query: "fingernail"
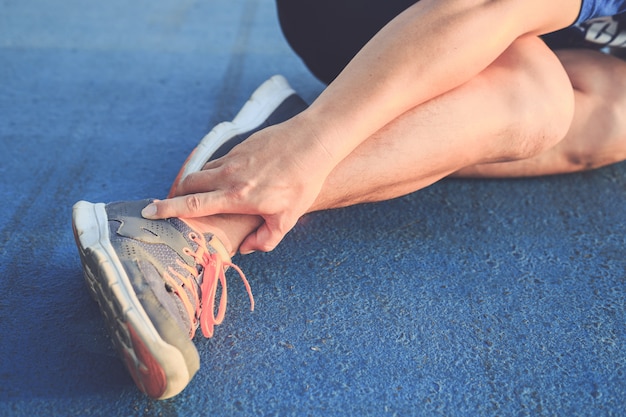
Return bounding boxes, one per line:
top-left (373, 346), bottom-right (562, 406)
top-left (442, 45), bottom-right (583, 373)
top-left (240, 249), bottom-right (256, 255)
top-left (141, 203), bottom-right (157, 219)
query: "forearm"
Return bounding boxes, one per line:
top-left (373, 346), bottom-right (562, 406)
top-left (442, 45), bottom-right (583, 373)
top-left (297, 0), bottom-right (581, 167)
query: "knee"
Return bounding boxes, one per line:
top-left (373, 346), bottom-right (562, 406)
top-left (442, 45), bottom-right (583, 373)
top-left (593, 85), bottom-right (626, 151)
top-left (573, 52), bottom-right (626, 139)
top-left (567, 100), bottom-right (626, 170)
top-left (569, 92), bottom-right (626, 170)
top-left (494, 37), bottom-right (575, 160)
top-left (559, 50), bottom-right (626, 169)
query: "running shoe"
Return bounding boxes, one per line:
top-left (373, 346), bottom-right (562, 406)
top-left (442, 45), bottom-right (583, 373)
top-left (72, 199), bottom-right (253, 399)
top-left (72, 75), bottom-right (306, 399)
top-left (168, 74), bottom-right (308, 196)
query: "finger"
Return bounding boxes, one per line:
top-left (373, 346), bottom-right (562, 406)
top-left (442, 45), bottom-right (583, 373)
top-left (239, 222), bottom-right (286, 254)
top-left (201, 157), bottom-right (223, 171)
top-left (173, 169), bottom-right (219, 197)
top-left (141, 193), bottom-right (230, 220)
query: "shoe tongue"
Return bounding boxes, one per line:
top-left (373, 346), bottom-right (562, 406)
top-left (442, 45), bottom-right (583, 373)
top-left (168, 218), bottom-right (230, 262)
top-left (204, 233), bottom-right (231, 263)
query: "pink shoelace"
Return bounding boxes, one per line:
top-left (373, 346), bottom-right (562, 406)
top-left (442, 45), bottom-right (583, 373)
top-left (165, 232), bottom-right (254, 339)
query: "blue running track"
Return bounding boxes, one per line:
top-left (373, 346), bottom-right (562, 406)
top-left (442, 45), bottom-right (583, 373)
top-left (1, 0), bottom-right (625, 415)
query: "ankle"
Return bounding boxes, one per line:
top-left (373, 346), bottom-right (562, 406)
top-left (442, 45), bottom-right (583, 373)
top-left (182, 218), bottom-right (235, 257)
top-left (182, 214), bottom-right (262, 257)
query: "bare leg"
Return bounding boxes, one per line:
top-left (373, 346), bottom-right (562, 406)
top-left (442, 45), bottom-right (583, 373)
top-left (454, 49), bottom-right (626, 177)
top-left (187, 36), bottom-right (575, 254)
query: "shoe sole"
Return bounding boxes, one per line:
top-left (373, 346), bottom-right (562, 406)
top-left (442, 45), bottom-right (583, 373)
top-left (168, 74), bottom-right (296, 197)
top-left (72, 200), bottom-right (191, 400)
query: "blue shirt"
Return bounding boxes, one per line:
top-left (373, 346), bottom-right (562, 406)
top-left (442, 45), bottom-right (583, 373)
top-left (578, 0), bottom-right (626, 22)
top-left (556, 1), bottom-right (626, 48)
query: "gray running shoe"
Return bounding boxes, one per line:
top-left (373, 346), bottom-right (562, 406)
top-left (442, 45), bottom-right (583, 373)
top-left (72, 199), bottom-right (253, 399)
top-left (72, 75), bottom-right (306, 400)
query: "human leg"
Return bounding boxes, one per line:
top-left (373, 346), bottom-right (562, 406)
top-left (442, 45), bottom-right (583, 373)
top-left (180, 35), bottom-right (574, 252)
top-left (72, 199), bottom-right (254, 399)
top-left (71, 78), bottom-right (305, 399)
top-left (72, 33), bottom-right (573, 400)
top-left (453, 48), bottom-right (626, 177)
top-left (307, 36), bottom-right (573, 210)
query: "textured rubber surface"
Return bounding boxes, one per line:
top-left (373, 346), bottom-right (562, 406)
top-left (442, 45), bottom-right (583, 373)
top-left (1, 0), bottom-right (625, 415)
top-left (72, 201), bottom-right (193, 400)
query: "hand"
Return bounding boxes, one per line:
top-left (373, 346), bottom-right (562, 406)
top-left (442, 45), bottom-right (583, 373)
top-left (143, 120), bottom-right (335, 253)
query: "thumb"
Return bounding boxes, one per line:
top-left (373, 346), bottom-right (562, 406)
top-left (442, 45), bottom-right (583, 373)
top-left (141, 194), bottom-right (225, 220)
top-left (239, 223), bottom-right (285, 254)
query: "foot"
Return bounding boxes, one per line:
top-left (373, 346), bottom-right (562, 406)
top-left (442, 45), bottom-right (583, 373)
top-left (72, 75), bottom-right (306, 399)
top-left (72, 199), bottom-right (253, 399)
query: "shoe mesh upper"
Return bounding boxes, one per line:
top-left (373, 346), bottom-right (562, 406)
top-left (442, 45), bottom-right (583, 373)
top-left (106, 200), bottom-right (214, 337)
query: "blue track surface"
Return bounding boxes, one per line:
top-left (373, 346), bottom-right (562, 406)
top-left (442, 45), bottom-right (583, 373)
top-left (1, 0), bottom-right (625, 415)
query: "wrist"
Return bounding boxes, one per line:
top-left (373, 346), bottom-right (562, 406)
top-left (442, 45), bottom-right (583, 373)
top-left (280, 110), bottom-right (343, 176)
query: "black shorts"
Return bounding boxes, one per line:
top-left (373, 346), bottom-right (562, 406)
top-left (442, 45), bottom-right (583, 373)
top-left (276, 0), bottom-right (418, 84)
top-left (276, 1), bottom-right (622, 85)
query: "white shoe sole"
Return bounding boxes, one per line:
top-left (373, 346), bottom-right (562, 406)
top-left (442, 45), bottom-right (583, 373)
top-left (72, 200), bottom-right (192, 400)
top-left (173, 75), bottom-right (296, 186)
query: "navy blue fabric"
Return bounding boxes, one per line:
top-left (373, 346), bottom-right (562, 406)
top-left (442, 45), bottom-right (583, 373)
top-left (1, 0), bottom-right (625, 416)
top-left (276, 0), bottom-right (419, 83)
top-left (578, 0), bottom-right (626, 22)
